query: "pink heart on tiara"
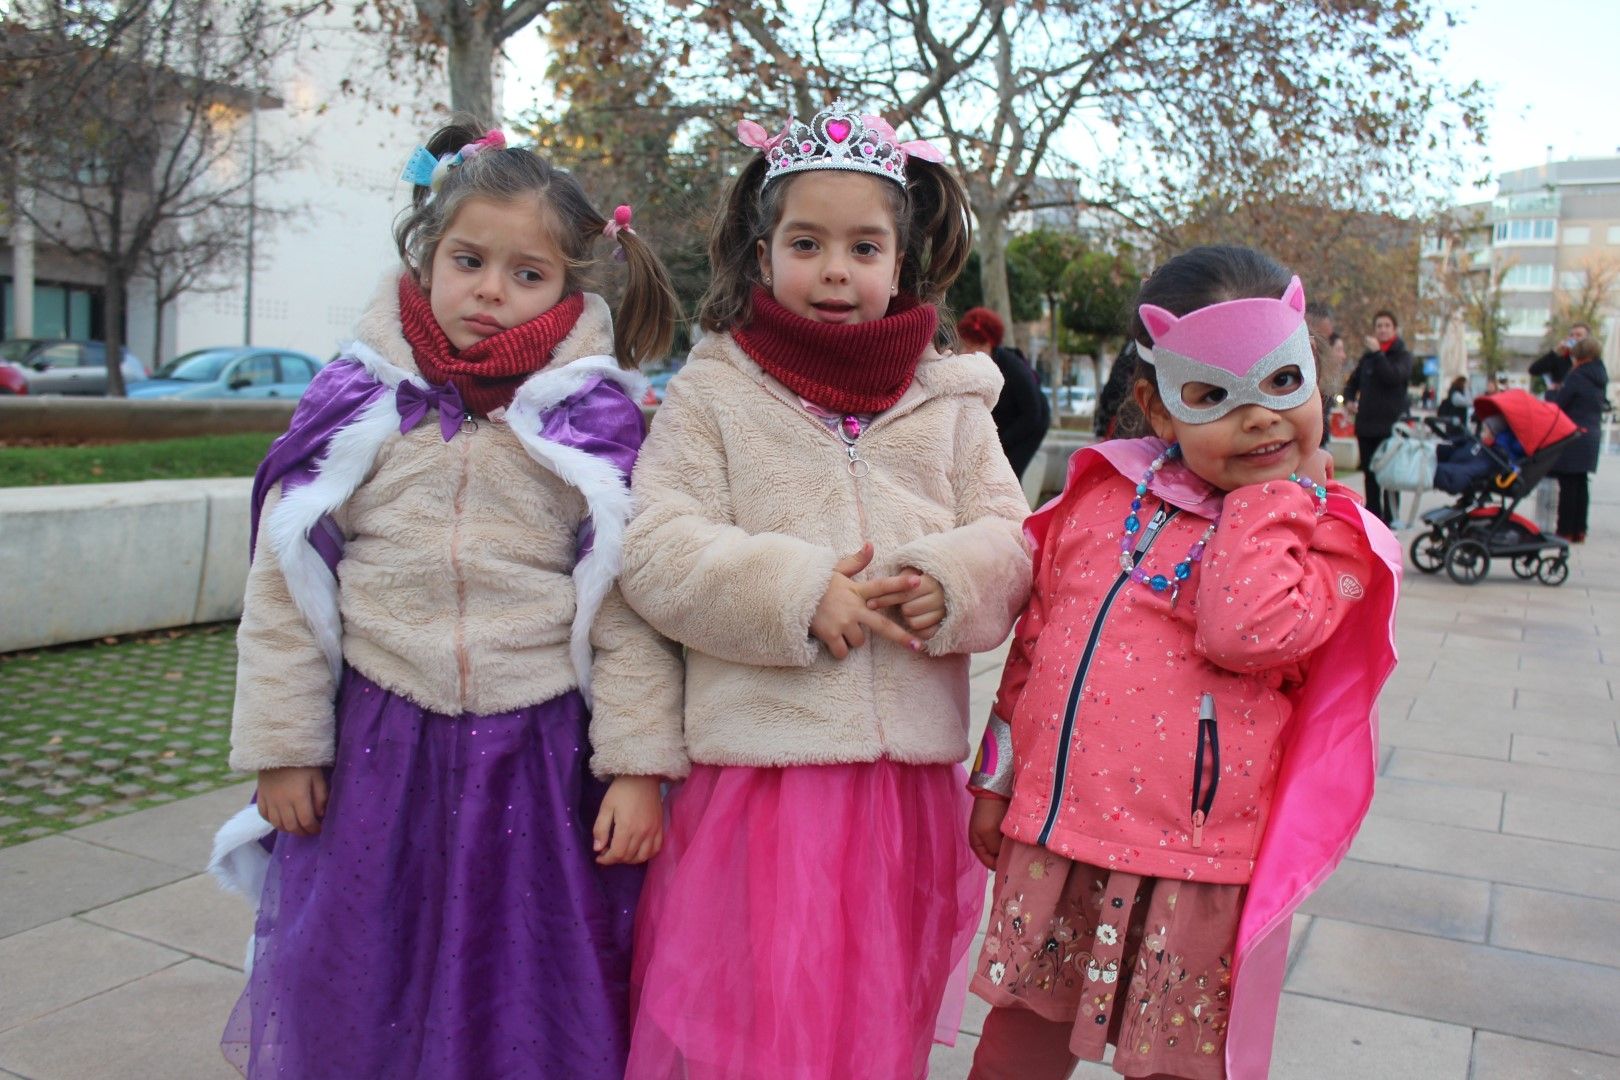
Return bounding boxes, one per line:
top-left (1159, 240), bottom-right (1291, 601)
top-left (826, 119), bottom-right (852, 143)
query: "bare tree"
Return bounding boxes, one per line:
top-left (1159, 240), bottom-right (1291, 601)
top-left (1545, 254), bottom-right (1620, 346)
top-left (1, 0), bottom-right (300, 394)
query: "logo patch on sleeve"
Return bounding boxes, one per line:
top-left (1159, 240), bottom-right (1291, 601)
top-left (1339, 573), bottom-right (1365, 600)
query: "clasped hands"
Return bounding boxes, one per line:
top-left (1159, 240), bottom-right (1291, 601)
top-left (810, 541), bottom-right (944, 659)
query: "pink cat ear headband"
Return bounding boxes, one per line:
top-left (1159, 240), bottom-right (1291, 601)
top-left (737, 100), bottom-right (945, 188)
top-left (1136, 276), bottom-right (1317, 424)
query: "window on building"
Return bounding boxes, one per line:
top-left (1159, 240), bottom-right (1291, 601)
top-left (1493, 219), bottom-right (1557, 244)
top-left (1501, 263), bottom-right (1554, 290)
top-left (1560, 270), bottom-right (1588, 291)
top-left (1608, 225), bottom-right (1620, 244)
top-left (1504, 307), bottom-right (1549, 336)
top-left (1563, 226), bottom-right (1591, 245)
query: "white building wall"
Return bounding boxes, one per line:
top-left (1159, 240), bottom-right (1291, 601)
top-left (130, 6), bottom-right (448, 365)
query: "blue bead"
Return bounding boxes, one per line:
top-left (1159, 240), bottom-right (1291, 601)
top-left (1175, 563), bottom-right (1192, 580)
top-left (1125, 514), bottom-right (1140, 532)
top-left (1130, 498), bottom-right (1142, 511)
top-left (1136, 483), bottom-right (1148, 495)
top-left (1150, 574), bottom-right (1169, 591)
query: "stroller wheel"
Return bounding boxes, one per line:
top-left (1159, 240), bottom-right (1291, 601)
top-left (1536, 557), bottom-right (1569, 587)
top-left (1409, 532), bottom-right (1448, 574)
top-left (1511, 554), bottom-right (1541, 579)
top-left (1445, 538), bottom-right (1491, 585)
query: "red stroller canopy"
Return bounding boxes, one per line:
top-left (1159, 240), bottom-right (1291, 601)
top-left (1472, 390), bottom-right (1578, 454)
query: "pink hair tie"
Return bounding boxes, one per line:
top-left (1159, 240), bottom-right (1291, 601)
top-left (602, 205), bottom-right (634, 260)
top-left (459, 129), bottom-right (506, 160)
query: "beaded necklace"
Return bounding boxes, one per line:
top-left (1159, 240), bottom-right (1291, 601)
top-left (1120, 443), bottom-right (1327, 604)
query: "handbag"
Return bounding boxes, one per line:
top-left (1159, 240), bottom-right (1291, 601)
top-left (1370, 422), bottom-right (1438, 492)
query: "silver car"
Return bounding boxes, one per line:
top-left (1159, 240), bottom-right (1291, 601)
top-left (0, 338), bottom-right (150, 395)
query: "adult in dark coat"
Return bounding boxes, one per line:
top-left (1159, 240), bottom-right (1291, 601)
top-left (1343, 309), bottom-right (1414, 524)
top-left (1094, 340), bottom-right (1139, 438)
top-left (957, 306), bottom-right (1051, 480)
top-left (1549, 337), bottom-right (1609, 541)
top-left (1529, 321), bottom-right (1590, 392)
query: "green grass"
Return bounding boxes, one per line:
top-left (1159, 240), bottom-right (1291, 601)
top-left (0, 433), bottom-right (275, 487)
top-left (0, 624), bottom-right (245, 848)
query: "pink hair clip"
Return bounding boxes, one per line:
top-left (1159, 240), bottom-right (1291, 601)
top-left (459, 129), bottom-right (506, 160)
top-left (736, 119), bottom-right (788, 152)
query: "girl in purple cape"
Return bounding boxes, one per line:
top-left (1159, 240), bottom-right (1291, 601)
top-left (209, 116), bottom-right (686, 1079)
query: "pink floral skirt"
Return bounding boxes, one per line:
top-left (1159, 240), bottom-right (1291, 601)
top-left (626, 760), bottom-right (985, 1080)
top-left (971, 837), bottom-right (1245, 1079)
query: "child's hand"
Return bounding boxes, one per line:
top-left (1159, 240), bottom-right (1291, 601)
top-left (811, 543), bottom-right (924, 658)
top-left (257, 766), bottom-right (328, 836)
top-left (593, 775), bottom-right (664, 865)
top-left (865, 568), bottom-right (946, 641)
top-left (968, 797), bottom-right (1010, 870)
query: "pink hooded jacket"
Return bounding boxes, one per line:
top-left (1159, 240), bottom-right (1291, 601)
top-left (971, 437), bottom-right (1401, 1079)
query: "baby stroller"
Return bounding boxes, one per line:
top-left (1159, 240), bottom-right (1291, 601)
top-left (1407, 390), bottom-right (1580, 586)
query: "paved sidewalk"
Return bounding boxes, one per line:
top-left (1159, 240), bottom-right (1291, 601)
top-left (3, 467), bottom-right (1619, 1079)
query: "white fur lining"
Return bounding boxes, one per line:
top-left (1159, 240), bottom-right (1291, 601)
top-left (504, 354), bottom-right (644, 707)
top-left (266, 348), bottom-right (644, 698)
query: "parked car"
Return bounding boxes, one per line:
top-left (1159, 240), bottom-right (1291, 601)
top-left (127, 346), bottom-right (325, 400)
top-left (0, 338), bottom-right (149, 395)
top-left (1054, 385), bottom-right (1097, 418)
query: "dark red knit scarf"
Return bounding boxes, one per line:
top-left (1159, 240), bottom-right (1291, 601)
top-left (734, 286), bottom-right (937, 413)
top-left (397, 277), bottom-right (585, 416)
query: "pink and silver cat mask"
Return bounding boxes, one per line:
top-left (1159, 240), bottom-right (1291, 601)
top-left (1137, 276), bottom-right (1317, 425)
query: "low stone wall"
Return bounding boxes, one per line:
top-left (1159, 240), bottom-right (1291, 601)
top-left (0, 478), bottom-right (250, 652)
top-left (0, 398), bottom-right (298, 443)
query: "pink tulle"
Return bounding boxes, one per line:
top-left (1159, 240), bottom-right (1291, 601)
top-left (627, 760), bottom-right (985, 1080)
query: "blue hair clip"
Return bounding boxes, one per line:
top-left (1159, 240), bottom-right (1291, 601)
top-left (401, 146), bottom-right (440, 187)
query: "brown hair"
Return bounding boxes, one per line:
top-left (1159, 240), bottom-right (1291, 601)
top-left (394, 115), bottom-right (679, 369)
top-left (1572, 336), bottom-right (1602, 364)
top-left (697, 151), bottom-right (973, 344)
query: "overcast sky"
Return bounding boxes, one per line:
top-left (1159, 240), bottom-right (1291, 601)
top-left (502, 1), bottom-right (1620, 204)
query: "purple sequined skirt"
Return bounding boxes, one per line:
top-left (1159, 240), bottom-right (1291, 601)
top-left (221, 667), bottom-right (643, 1079)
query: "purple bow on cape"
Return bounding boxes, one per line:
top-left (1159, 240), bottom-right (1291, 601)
top-left (396, 379), bottom-right (466, 441)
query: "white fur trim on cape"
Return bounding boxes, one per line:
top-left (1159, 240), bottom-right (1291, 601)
top-left (266, 346), bottom-right (644, 697)
top-left (504, 354), bottom-right (645, 707)
top-left (209, 803), bottom-right (274, 902)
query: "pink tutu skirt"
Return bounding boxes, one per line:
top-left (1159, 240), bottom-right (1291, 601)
top-left (626, 759), bottom-right (985, 1080)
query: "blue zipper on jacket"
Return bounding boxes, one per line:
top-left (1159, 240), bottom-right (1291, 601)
top-left (1036, 504), bottom-right (1180, 846)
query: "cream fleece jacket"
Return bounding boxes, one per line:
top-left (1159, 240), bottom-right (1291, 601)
top-left (619, 329), bottom-right (1032, 768)
top-left (229, 275), bottom-right (686, 780)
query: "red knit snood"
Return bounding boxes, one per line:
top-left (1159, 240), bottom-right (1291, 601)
top-left (397, 277), bottom-right (585, 416)
top-left (733, 287), bottom-right (937, 413)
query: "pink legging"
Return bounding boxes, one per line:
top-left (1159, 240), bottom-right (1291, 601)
top-left (969, 1005), bottom-right (1191, 1080)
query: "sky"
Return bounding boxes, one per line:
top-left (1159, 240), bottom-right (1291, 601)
top-left (1441, 0), bottom-right (1620, 200)
top-left (502, 1), bottom-right (1620, 206)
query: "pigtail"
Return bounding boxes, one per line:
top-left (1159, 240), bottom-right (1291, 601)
top-left (896, 159), bottom-right (972, 347)
top-left (697, 156), bottom-right (772, 334)
top-left (609, 226), bottom-right (680, 370)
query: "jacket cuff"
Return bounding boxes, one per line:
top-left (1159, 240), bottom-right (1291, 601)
top-left (967, 713), bottom-right (1014, 798)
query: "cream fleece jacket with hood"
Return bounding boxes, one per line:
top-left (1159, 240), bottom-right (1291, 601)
top-left (619, 329), bottom-right (1032, 768)
top-left (228, 274), bottom-right (686, 781)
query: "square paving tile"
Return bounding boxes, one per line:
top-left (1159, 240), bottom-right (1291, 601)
top-left (66, 781), bottom-right (255, 873)
top-left (1269, 993), bottom-right (1473, 1080)
top-left (0, 836), bottom-right (190, 939)
top-left (81, 873), bottom-right (255, 971)
top-left (1379, 720), bottom-right (1511, 760)
top-left (1502, 793), bottom-right (1620, 851)
top-left (1368, 777), bottom-right (1503, 831)
top-left (1286, 918), bottom-right (1620, 1057)
top-left (1348, 815), bottom-right (1620, 901)
top-left (0, 960), bottom-right (240, 1080)
top-left (1299, 860), bottom-right (1490, 942)
top-left (1383, 750), bottom-right (1620, 808)
top-left (0, 918), bottom-right (182, 1032)
top-left (1470, 1030), bottom-right (1620, 1079)
top-left (1490, 884), bottom-right (1620, 970)
top-left (1512, 734), bottom-right (1620, 775)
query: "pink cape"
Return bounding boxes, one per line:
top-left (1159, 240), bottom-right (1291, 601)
top-left (1027, 439), bottom-right (1402, 1080)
